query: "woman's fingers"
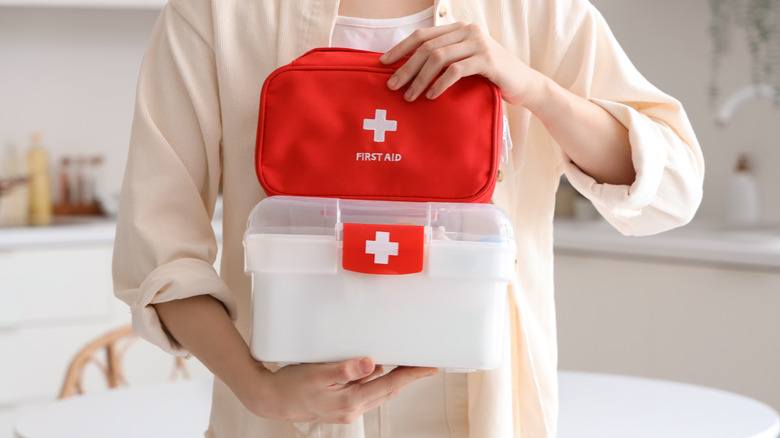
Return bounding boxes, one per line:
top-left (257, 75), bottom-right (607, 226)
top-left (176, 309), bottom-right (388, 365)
top-left (380, 21), bottom-right (468, 65)
top-left (399, 39), bottom-right (473, 100)
top-left (410, 42), bottom-right (488, 100)
top-left (318, 357), bottom-right (376, 387)
top-left (385, 24), bottom-right (472, 99)
top-left (382, 22), bottom-right (505, 101)
top-left (386, 27), bottom-right (469, 89)
top-left (328, 365), bottom-right (436, 423)
top-left (353, 364), bottom-right (385, 385)
top-left (257, 360), bottom-right (438, 424)
top-left (350, 366), bottom-right (438, 408)
top-left (426, 56), bottom-right (483, 99)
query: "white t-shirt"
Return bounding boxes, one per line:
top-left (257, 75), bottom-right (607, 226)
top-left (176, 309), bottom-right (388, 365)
top-left (330, 8), bottom-right (458, 437)
top-left (331, 7), bottom-right (435, 53)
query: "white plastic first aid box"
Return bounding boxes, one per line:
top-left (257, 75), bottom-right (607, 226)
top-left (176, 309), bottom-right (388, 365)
top-left (243, 196), bottom-right (517, 372)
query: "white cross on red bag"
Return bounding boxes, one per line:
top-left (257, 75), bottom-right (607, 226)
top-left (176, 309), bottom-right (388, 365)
top-left (363, 109), bottom-right (398, 143)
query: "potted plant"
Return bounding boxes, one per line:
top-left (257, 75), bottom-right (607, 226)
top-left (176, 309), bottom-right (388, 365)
top-left (708, 0), bottom-right (780, 105)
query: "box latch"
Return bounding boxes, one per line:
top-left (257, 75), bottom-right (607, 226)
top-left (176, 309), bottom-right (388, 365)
top-left (342, 223), bottom-right (425, 275)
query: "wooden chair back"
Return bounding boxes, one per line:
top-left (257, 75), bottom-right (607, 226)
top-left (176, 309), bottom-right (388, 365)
top-left (59, 325), bottom-right (189, 399)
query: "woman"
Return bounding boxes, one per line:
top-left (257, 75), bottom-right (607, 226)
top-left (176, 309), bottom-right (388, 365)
top-left (113, 0), bottom-right (704, 436)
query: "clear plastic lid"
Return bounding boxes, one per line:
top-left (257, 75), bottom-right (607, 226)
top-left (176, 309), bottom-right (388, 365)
top-left (245, 196), bottom-right (514, 243)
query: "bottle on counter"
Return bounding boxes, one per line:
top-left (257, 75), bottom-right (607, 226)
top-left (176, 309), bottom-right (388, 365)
top-left (726, 153), bottom-right (760, 227)
top-left (27, 132), bottom-right (53, 226)
top-left (72, 156), bottom-right (86, 205)
top-left (0, 141), bottom-right (30, 227)
top-left (57, 156), bottom-right (71, 205)
top-left (84, 155), bottom-right (104, 206)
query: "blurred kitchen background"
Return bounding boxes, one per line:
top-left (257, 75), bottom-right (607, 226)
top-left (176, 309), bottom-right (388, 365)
top-left (0, 0), bottom-right (779, 436)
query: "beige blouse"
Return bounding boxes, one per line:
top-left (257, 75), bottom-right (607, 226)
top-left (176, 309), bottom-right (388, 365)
top-left (112, 0), bottom-right (704, 437)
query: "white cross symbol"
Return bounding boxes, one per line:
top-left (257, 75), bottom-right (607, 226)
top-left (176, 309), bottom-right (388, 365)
top-left (365, 231), bottom-right (399, 265)
top-left (363, 109), bottom-right (397, 142)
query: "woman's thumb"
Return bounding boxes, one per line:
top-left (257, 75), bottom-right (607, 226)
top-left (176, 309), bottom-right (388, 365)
top-left (326, 358), bottom-right (375, 384)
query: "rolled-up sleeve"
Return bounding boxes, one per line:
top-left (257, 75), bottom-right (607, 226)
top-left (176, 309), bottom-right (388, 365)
top-left (541, 0), bottom-right (705, 235)
top-left (112, 1), bottom-right (237, 356)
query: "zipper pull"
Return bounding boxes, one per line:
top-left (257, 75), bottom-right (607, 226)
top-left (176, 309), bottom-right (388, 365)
top-left (502, 114), bottom-right (513, 164)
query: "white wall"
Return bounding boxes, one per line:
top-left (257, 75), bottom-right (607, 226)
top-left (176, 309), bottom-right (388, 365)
top-left (0, 7), bottom-right (158, 198)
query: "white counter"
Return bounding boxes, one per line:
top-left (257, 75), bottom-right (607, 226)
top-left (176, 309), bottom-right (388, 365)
top-left (0, 216), bottom-right (223, 250)
top-left (554, 218), bottom-right (780, 270)
top-left (0, 217), bottom-right (117, 250)
top-left (3, 215), bottom-right (779, 269)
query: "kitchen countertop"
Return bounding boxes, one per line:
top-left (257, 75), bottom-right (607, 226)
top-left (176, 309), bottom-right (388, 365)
top-left (3, 214), bottom-right (779, 270)
top-left (0, 216), bottom-right (118, 250)
top-left (0, 216), bottom-right (223, 250)
top-left (554, 218), bottom-right (780, 270)
top-left (0, 197), bottom-right (224, 250)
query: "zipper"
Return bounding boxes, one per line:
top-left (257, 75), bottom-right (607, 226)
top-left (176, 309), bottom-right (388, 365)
top-left (502, 114), bottom-right (513, 164)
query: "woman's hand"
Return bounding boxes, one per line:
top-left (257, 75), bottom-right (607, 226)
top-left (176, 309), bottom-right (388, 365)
top-left (381, 21), bottom-right (635, 185)
top-left (236, 358), bottom-right (438, 424)
top-left (380, 22), bottom-right (543, 106)
top-left (154, 296), bottom-right (439, 426)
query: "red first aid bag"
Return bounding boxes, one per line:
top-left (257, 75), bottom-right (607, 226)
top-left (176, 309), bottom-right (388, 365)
top-left (255, 48), bottom-right (504, 203)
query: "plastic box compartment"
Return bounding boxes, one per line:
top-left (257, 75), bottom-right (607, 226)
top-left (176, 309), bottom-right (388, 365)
top-left (244, 196), bottom-right (516, 372)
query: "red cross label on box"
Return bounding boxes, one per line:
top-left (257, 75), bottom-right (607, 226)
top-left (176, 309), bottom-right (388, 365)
top-left (342, 223), bottom-right (424, 275)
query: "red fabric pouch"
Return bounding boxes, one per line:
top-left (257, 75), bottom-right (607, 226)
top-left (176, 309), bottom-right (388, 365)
top-left (255, 48), bottom-right (503, 203)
